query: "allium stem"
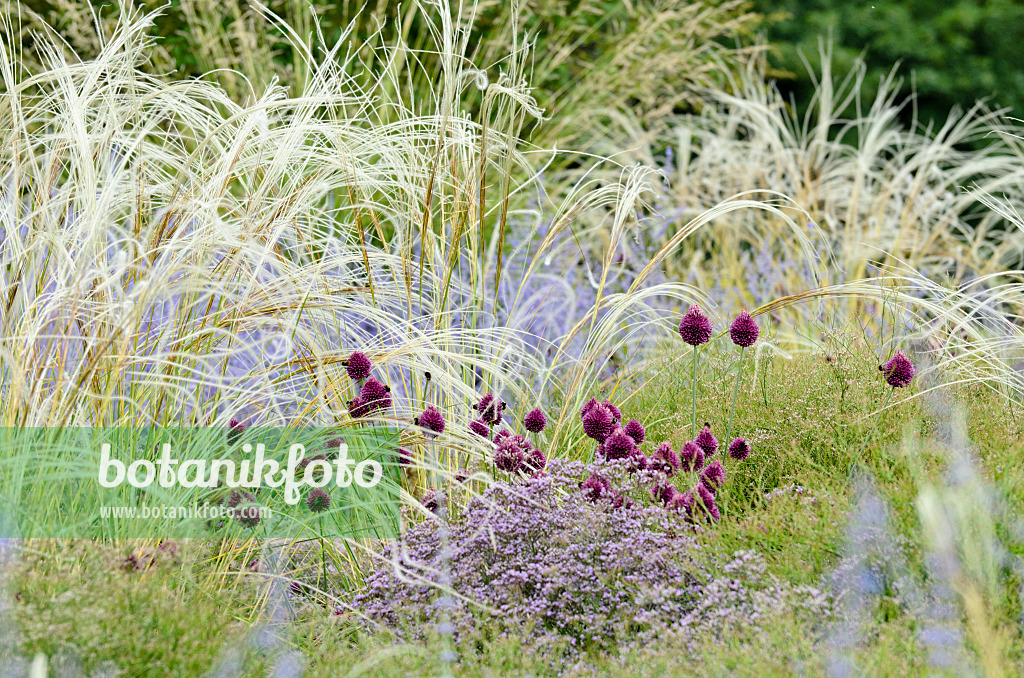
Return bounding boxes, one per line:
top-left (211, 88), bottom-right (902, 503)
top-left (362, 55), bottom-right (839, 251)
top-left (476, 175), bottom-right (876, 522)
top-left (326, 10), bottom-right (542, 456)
top-left (861, 386), bottom-right (895, 453)
top-left (727, 347), bottom-right (745, 443)
top-left (691, 344), bottom-right (697, 434)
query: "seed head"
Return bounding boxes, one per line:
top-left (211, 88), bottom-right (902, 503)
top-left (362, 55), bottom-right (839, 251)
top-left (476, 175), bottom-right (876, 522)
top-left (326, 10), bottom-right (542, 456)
top-left (523, 407), bottom-right (547, 433)
top-left (346, 351), bottom-right (372, 381)
top-left (729, 310), bottom-right (760, 348)
top-left (306, 488), bottom-right (331, 513)
top-left (881, 350), bottom-right (916, 388)
top-left (679, 304), bottom-right (713, 346)
top-left (728, 437), bottom-right (751, 460)
top-left (623, 419), bottom-right (645, 445)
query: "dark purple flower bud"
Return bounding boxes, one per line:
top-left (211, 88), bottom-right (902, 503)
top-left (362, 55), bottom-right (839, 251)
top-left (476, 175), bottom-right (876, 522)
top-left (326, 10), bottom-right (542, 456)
top-left (694, 484), bottom-right (720, 521)
top-left (680, 441), bottom-right (705, 473)
top-left (227, 419), bottom-right (247, 445)
top-left (306, 488), bottom-right (331, 513)
top-left (523, 407), bottom-right (547, 433)
top-left (454, 468), bottom-right (470, 483)
top-left (679, 304), bottom-right (713, 346)
top-left (421, 489), bottom-right (446, 514)
top-left (476, 393), bottom-right (505, 425)
top-left (580, 397), bottom-right (600, 420)
top-left (729, 310), bottom-right (760, 348)
top-left (469, 419), bottom-right (490, 438)
top-left (225, 489), bottom-right (255, 509)
top-left (346, 351), bottom-right (372, 381)
top-left (298, 453), bottom-right (327, 471)
top-left (604, 401), bottom-right (622, 423)
top-left (694, 424), bottom-right (718, 458)
top-left (652, 482), bottom-right (680, 505)
top-left (603, 428), bottom-right (636, 460)
top-left (623, 419), bottom-right (645, 445)
top-left (494, 438), bottom-right (525, 473)
top-left (323, 437), bottom-right (345, 459)
top-left (651, 441), bottom-right (680, 476)
top-left (417, 405), bottom-right (445, 436)
top-left (610, 491), bottom-right (633, 509)
top-left (228, 491), bottom-right (261, 528)
top-left (880, 350), bottom-right (916, 388)
top-left (582, 403), bottom-right (616, 443)
top-left (395, 447), bottom-right (413, 467)
top-left (581, 474), bottom-right (611, 501)
top-left (699, 460), bottom-right (725, 494)
top-left (728, 437), bottom-right (751, 460)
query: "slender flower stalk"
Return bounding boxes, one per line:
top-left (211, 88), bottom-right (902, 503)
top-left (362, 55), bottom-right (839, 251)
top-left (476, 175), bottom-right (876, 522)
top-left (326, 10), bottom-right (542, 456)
top-left (727, 311), bottom-right (759, 441)
top-left (679, 304), bottom-right (712, 434)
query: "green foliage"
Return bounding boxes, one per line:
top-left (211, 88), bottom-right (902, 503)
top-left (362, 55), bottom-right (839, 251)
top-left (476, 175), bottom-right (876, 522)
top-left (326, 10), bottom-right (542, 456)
top-left (754, 0), bottom-right (1024, 124)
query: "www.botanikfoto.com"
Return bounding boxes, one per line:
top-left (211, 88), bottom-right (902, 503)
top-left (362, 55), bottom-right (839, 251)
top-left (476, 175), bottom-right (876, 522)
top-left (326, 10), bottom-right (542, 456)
top-left (99, 503), bottom-right (269, 521)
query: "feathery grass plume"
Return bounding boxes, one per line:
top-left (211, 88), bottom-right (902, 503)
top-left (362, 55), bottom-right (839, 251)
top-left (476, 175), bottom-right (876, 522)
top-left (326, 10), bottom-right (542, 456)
top-left (727, 310), bottom-right (759, 440)
top-left (523, 407), bottom-right (547, 433)
top-left (679, 304), bottom-right (713, 433)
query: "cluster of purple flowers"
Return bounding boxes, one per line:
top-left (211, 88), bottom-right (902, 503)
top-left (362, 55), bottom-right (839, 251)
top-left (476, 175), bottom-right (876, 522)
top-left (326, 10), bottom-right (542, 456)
top-left (345, 351), bottom-right (393, 417)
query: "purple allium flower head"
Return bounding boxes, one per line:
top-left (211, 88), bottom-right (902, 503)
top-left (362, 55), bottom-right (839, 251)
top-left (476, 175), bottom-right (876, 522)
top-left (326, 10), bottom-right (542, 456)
top-left (421, 489), bottom-right (446, 514)
top-left (729, 310), bottom-right (760, 348)
top-left (580, 473), bottom-right (611, 501)
top-left (651, 441), bottom-right (680, 476)
top-left (493, 428), bottom-right (511, 444)
top-left (523, 407), bottom-right (547, 433)
top-left (604, 401), bottom-right (622, 423)
top-left (667, 489), bottom-right (694, 515)
top-left (360, 377), bottom-right (390, 411)
top-left (580, 397), bottom-right (600, 420)
top-left (699, 460), bottom-right (726, 494)
top-left (225, 489), bottom-right (254, 510)
top-left (416, 405), bottom-right (445, 436)
top-left (469, 419), bottom-right (490, 438)
top-left (227, 419), bottom-right (247, 445)
top-left (680, 441), bottom-right (705, 473)
top-left (228, 491), bottom-right (261, 528)
top-left (524, 447), bottom-right (547, 474)
top-left (476, 393), bottom-right (505, 425)
top-left (324, 437), bottom-right (345, 459)
top-left (395, 447), bottom-right (413, 467)
top-left (346, 351), bottom-right (372, 381)
top-left (694, 484), bottom-right (720, 521)
top-left (880, 350), bottom-right (916, 388)
top-left (348, 396), bottom-right (369, 418)
top-left (694, 424), bottom-right (719, 457)
top-left (623, 419), bottom-right (645, 445)
top-left (494, 437), bottom-right (526, 473)
top-left (728, 437), bottom-right (751, 460)
top-left (627, 448), bottom-right (649, 473)
top-left (603, 427), bottom-right (636, 460)
top-left (582, 403), bottom-right (616, 443)
top-left (652, 482), bottom-right (680, 505)
top-left (298, 453), bottom-right (327, 471)
top-left (454, 468), bottom-right (471, 484)
top-left (306, 488), bottom-right (331, 513)
top-left (679, 303), bottom-right (713, 346)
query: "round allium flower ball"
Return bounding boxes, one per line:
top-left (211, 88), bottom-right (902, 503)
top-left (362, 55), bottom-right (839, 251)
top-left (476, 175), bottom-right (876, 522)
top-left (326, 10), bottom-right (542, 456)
top-left (524, 447), bottom-right (547, 474)
top-left (667, 489), bottom-right (694, 515)
top-left (360, 377), bottom-right (388, 405)
top-left (421, 489), bottom-right (446, 514)
top-left (346, 351), bottom-right (372, 381)
top-left (652, 482), bottom-right (680, 505)
top-left (580, 397), bottom-right (600, 420)
top-left (699, 460), bottom-right (726, 494)
top-left (227, 419), bottom-right (247, 445)
top-left (694, 424), bottom-right (719, 458)
top-left (880, 350), bottom-right (916, 388)
top-left (694, 484), bottom-right (720, 521)
top-left (225, 490), bottom-right (255, 510)
top-left (348, 396), bottom-right (369, 418)
top-left (623, 419), bottom-right (645, 445)
top-left (680, 441), bottom-right (705, 473)
top-left (603, 428), bottom-right (636, 460)
top-left (469, 419), bottom-right (490, 438)
top-left (416, 405), bottom-right (445, 436)
top-left (494, 438), bottom-right (525, 473)
top-left (323, 437), bottom-right (345, 460)
top-left (581, 474), bottom-right (611, 501)
top-left (652, 441), bottom-right (680, 476)
top-left (582, 403), bottom-right (616, 443)
top-left (476, 393), bottom-right (505, 425)
top-left (627, 448), bottom-right (649, 473)
top-left (523, 407), bottom-right (547, 433)
top-left (395, 447), bottom-right (413, 467)
top-left (728, 437), bottom-right (751, 460)
top-left (454, 468), bottom-right (471, 484)
top-left (493, 428), bottom-right (511, 444)
top-left (306, 488), bottom-right (331, 513)
top-left (679, 304), bottom-right (713, 346)
top-left (729, 310), bottom-right (760, 348)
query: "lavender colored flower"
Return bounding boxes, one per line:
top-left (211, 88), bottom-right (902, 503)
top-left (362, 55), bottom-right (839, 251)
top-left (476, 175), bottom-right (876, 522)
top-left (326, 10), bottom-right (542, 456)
top-left (306, 488), bottom-right (331, 513)
top-left (476, 393), bottom-right (505, 425)
top-left (880, 350), bottom-right (916, 388)
top-left (694, 424), bottom-right (719, 458)
top-left (693, 484), bottom-right (720, 521)
top-left (468, 419), bottom-right (490, 438)
top-left (679, 304), bottom-right (713, 346)
top-left (523, 407), bottom-right (547, 433)
top-left (582, 403), bottom-right (616, 443)
top-left (699, 460), bottom-right (726, 494)
top-left (416, 405), bottom-right (445, 436)
top-left (580, 473), bottom-right (612, 501)
top-left (346, 351), bottom-right (372, 381)
top-left (494, 438), bottom-right (526, 473)
top-left (602, 428), bottom-right (636, 460)
top-left (421, 489), bottom-right (446, 514)
top-left (728, 437), bottom-right (751, 460)
top-left (651, 441), bottom-right (680, 476)
top-left (623, 419), bottom-right (645, 445)
top-left (729, 310), bottom-right (760, 348)
top-left (680, 441), bottom-right (705, 473)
